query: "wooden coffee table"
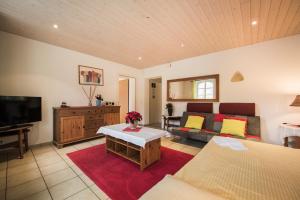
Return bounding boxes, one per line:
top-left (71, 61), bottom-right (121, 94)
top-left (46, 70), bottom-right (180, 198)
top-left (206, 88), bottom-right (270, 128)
top-left (97, 124), bottom-right (167, 171)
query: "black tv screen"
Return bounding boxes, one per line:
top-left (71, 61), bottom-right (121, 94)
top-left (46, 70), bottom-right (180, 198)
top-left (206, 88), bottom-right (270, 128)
top-left (0, 96), bottom-right (42, 127)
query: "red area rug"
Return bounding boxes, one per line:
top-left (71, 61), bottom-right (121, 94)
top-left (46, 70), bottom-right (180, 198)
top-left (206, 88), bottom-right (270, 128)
top-left (67, 144), bottom-right (193, 200)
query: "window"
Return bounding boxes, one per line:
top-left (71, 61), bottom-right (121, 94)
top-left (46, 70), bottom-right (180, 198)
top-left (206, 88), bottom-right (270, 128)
top-left (195, 79), bottom-right (215, 99)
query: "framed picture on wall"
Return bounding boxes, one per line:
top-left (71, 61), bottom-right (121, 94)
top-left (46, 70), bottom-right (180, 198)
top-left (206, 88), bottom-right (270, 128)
top-left (78, 65), bottom-right (104, 86)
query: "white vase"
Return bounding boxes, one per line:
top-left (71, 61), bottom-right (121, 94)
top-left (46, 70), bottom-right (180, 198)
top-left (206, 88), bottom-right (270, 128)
top-left (129, 121), bottom-right (138, 129)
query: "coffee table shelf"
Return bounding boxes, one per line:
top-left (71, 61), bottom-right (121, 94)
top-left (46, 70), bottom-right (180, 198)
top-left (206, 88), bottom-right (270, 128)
top-left (105, 135), bottom-right (161, 170)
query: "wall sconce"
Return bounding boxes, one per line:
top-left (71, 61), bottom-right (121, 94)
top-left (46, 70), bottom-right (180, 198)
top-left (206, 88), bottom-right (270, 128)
top-left (231, 71), bottom-right (244, 82)
top-left (290, 95), bottom-right (300, 107)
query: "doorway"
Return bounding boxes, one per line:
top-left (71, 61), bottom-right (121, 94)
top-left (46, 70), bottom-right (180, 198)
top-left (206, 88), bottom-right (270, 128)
top-left (119, 76), bottom-right (136, 123)
top-left (148, 78), bottom-right (162, 128)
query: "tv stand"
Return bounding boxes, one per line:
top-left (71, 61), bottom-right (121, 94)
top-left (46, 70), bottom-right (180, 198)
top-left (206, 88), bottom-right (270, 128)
top-left (0, 124), bottom-right (33, 159)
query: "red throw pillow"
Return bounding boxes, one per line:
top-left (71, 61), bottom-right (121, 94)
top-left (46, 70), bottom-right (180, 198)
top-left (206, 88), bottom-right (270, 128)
top-left (220, 133), bottom-right (245, 139)
top-left (214, 114), bottom-right (226, 122)
top-left (225, 116), bottom-right (247, 122)
top-left (245, 134), bottom-right (261, 141)
top-left (179, 127), bottom-right (191, 132)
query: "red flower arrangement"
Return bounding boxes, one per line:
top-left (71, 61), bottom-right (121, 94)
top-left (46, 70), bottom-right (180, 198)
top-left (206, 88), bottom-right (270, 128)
top-left (125, 111), bottom-right (142, 124)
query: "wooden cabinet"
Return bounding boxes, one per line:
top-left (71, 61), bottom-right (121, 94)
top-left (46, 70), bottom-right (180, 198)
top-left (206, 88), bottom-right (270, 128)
top-left (53, 106), bottom-right (120, 148)
top-left (60, 116), bottom-right (84, 142)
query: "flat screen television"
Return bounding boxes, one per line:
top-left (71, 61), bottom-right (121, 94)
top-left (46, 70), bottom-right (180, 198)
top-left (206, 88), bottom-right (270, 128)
top-left (0, 96), bottom-right (42, 128)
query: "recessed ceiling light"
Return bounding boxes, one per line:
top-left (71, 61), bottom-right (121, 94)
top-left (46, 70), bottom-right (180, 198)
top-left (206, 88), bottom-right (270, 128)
top-left (251, 21), bottom-right (257, 26)
top-left (180, 43), bottom-right (185, 47)
top-left (53, 24), bottom-right (58, 29)
top-left (138, 56), bottom-right (142, 60)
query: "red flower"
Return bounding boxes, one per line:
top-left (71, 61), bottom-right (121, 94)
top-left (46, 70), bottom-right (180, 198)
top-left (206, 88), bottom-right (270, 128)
top-left (125, 111), bottom-right (142, 124)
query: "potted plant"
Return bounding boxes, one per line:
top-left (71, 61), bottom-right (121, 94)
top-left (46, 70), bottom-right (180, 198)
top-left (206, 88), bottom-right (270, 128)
top-left (166, 103), bottom-right (173, 116)
top-left (95, 94), bottom-right (103, 107)
top-left (125, 111), bottom-right (142, 129)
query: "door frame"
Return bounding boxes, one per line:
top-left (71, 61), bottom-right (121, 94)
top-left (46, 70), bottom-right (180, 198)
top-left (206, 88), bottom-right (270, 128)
top-left (118, 75), bottom-right (136, 112)
top-left (145, 76), bottom-right (162, 125)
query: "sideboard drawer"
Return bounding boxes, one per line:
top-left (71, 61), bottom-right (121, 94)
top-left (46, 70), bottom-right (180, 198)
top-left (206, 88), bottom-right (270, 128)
top-left (85, 119), bottom-right (104, 129)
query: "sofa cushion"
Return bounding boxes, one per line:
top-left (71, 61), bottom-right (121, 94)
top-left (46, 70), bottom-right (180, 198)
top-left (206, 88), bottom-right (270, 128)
top-left (181, 112), bottom-right (214, 130)
top-left (213, 121), bottom-right (222, 132)
top-left (245, 134), bottom-right (261, 141)
top-left (220, 119), bottom-right (247, 137)
top-left (173, 127), bottom-right (201, 134)
top-left (185, 116), bottom-right (204, 129)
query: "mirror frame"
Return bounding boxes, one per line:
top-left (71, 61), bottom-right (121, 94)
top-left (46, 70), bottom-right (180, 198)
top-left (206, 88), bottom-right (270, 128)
top-left (167, 74), bottom-right (219, 102)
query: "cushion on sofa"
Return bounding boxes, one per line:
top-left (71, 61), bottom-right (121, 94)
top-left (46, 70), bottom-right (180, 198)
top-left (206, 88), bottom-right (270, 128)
top-left (181, 112), bottom-right (214, 130)
top-left (185, 116), bottom-right (204, 129)
top-left (245, 134), bottom-right (261, 141)
top-left (220, 119), bottom-right (247, 137)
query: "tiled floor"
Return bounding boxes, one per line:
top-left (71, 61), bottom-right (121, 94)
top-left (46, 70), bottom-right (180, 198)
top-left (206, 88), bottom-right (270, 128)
top-left (0, 136), bottom-right (201, 200)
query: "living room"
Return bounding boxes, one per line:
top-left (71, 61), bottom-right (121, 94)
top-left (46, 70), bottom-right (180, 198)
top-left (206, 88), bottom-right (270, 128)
top-left (0, 1), bottom-right (300, 200)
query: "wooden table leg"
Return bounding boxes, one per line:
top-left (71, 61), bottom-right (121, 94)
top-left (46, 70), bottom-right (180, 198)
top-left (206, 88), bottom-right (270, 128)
top-left (284, 137), bottom-right (288, 147)
top-left (18, 130), bottom-right (24, 159)
top-left (24, 129), bottom-right (29, 152)
top-left (166, 118), bottom-right (169, 131)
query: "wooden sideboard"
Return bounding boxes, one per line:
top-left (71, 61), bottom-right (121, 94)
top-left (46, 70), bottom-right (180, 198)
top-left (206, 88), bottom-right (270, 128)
top-left (53, 106), bottom-right (120, 148)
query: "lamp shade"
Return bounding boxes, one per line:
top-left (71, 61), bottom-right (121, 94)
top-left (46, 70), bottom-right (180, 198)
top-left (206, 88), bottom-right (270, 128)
top-left (290, 95), bottom-right (300, 107)
top-left (231, 71), bottom-right (244, 82)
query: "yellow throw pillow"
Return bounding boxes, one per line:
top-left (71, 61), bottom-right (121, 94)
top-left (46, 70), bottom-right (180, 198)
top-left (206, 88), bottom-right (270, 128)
top-left (184, 116), bottom-right (204, 129)
top-left (220, 119), bottom-right (247, 137)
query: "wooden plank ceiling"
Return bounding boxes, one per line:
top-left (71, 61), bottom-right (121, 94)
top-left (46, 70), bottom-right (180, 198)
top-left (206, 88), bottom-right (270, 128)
top-left (0, 0), bottom-right (299, 69)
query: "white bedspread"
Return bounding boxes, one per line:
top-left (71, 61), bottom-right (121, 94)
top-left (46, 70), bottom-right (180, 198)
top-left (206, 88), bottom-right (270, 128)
top-left (97, 123), bottom-right (167, 148)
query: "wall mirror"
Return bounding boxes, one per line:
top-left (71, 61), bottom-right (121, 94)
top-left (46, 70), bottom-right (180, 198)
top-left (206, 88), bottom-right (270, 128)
top-left (167, 74), bottom-right (219, 102)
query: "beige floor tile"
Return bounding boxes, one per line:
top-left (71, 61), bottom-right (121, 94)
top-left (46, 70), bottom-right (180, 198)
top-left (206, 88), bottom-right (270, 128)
top-left (0, 168), bottom-right (6, 178)
top-left (35, 151), bottom-right (58, 161)
top-left (161, 139), bottom-right (172, 147)
top-left (71, 164), bottom-right (84, 175)
top-left (6, 177), bottom-right (46, 200)
top-left (55, 146), bottom-right (77, 155)
top-left (66, 188), bottom-right (99, 200)
top-left (49, 177), bottom-right (86, 200)
top-left (0, 160), bottom-right (7, 170)
top-left (90, 184), bottom-right (109, 200)
top-left (44, 167), bottom-right (77, 187)
top-left (7, 168), bottom-right (41, 188)
top-left (32, 144), bottom-right (55, 155)
top-left (89, 138), bottom-right (105, 146)
top-left (168, 143), bottom-right (185, 151)
top-left (63, 156), bottom-right (76, 166)
top-left (73, 142), bottom-right (93, 150)
top-left (0, 176), bottom-right (6, 190)
top-left (37, 155), bottom-right (63, 167)
top-left (79, 173), bottom-right (95, 186)
top-left (24, 189), bottom-right (52, 200)
top-left (8, 155), bottom-right (35, 168)
top-left (40, 161), bottom-right (68, 176)
top-left (0, 189), bottom-right (5, 200)
top-left (7, 162), bottom-right (38, 177)
top-left (8, 150), bottom-right (33, 160)
top-left (181, 146), bottom-right (201, 156)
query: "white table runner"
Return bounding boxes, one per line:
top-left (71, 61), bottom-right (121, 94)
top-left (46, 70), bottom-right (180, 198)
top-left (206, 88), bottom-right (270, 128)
top-left (97, 123), bottom-right (168, 148)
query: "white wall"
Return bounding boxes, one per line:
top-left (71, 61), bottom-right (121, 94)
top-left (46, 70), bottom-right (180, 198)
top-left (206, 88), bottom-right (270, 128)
top-left (143, 35), bottom-right (300, 144)
top-left (128, 77), bottom-right (136, 112)
top-left (0, 31), bottom-right (143, 145)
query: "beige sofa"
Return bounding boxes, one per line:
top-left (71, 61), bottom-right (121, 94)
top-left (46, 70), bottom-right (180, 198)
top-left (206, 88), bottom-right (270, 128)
top-left (140, 137), bottom-right (300, 200)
